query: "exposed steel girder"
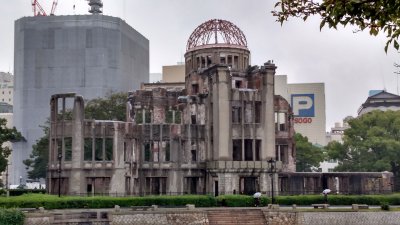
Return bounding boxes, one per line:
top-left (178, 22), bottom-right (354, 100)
top-left (186, 19), bottom-right (248, 51)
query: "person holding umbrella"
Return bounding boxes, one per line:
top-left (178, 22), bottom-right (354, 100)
top-left (322, 189), bottom-right (331, 204)
top-left (253, 192), bottom-right (262, 207)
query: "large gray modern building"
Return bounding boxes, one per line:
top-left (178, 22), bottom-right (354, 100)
top-left (12, 15), bottom-right (149, 185)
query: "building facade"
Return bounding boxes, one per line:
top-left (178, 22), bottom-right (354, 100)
top-left (0, 72), bottom-right (13, 105)
top-left (275, 75), bottom-right (327, 146)
top-left (47, 19), bottom-right (295, 196)
top-left (162, 64), bottom-right (185, 83)
top-left (144, 70), bottom-right (328, 147)
top-left (358, 90), bottom-right (400, 116)
top-left (47, 19), bottom-right (392, 196)
top-left (12, 15), bottom-right (149, 185)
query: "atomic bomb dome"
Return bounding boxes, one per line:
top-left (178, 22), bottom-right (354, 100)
top-left (186, 19), bottom-right (248, 51)
top-left (184, 19), bottom-right (250, 74)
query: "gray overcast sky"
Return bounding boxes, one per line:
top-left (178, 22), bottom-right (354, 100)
top-left (1, 0), bottom-right (399, 131)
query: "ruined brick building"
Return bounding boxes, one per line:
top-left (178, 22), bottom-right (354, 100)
top-left (47, 19), bottom-right (392, 196)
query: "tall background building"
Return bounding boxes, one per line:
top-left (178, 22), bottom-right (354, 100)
top-left (12, 14), bottom-right (149, 185)
top-left (0, 72), bottom-right (13, 106)
top-left (275, 75), bottom-right (326, 146)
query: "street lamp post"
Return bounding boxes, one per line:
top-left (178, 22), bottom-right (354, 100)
top-left (268, 158), bottom-right (276, 204)
top-left (58, 152), bottom-right (62, 197)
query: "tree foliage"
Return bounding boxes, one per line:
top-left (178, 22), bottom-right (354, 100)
top-left (23, 126), bottom-right (49, 180)
top-left (0, 118), bottom-right (23, 174)
top-left (295, 133), bottom-right (325, 172)
top-left (24, 92), bottom-right (128, 179)
top-left (326, 110), bottom-right (400, 189)
top-left (272, 0), bottom-right (400, 52)
top-left (85, 92), bottom-right (127, 121)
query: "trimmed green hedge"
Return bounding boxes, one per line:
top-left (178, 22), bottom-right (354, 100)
top-left (275, 194), bottom-right (400, 206)
top-left (0, 193), bottom-right (400, 209)
top-left (0, 209), bottom-right (25, 225)
top-left (8, 189), bottom-right (46, 197)
top-left (216, 195), bottom-right (270, 207)
top-left (0, 194), bottom-right (216, 209)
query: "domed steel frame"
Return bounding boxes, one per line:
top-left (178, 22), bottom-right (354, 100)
top-left (186, 19), bottom-right (248, 51)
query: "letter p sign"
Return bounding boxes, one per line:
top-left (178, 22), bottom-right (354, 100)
top-left (291, 94), bottom-right (315, 117)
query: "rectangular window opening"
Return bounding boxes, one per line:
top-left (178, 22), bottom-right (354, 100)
top-left (105, 138), bottom-right (113, 161)
top-left (144, 143), bottom-right (151, 162)
top-left (64, 137), bottom-right (72, 161)
top-left (165, 142), bottom-right (170, 162)
top-left (232, 107), bottom-right (241, 123)
top-left (192, 84), bottom-right (199, 94)
top-left (83, 138), bottom-right (93, 161)
top-left (201, 56), bottom-right (206, 68)
top-left (232, 140), bottom-right (242, 161)
top-left (207, 55), bottom-right (212, 66)
top-left (227, 55), bottom-right (233, 66)
top-left (235, 80), bottom-right (241, 89)
top-left (95, 138), bottom-right (103, 161)
top-left (191, 150), bottom-right (197, 162)
top-left (175, 111), bottom-right (181, 124)
top-left (255, 102), bottom-right (261, 123)
top-left (233, 56), bottom-right (239, 69)
top-left (166, 110), bottom-right (174, 124)
top-left (255, 140), bottom-right (261, 161)
top-left (279, 113), bottom-right (287, 131)
top-left (57, 138), bottom-right (62, 160)
top-left (244, 139), bottom-right (253, 161)
top-left (145, 110), bottom-right (151, 123)
top-left (191, 114), bottom-right (197, 124)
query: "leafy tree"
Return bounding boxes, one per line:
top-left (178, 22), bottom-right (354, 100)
top-left (326, 110), bottom-right (400, 190)
top-left (272, 0), bottom-right (400, 52)
top-left (295, 133), bottom-right (325, 172)
top-left (23, 126), bottom-right (49, 180)
top-left (24, 92), bottom-right (128, 179)
top-left (0, 118), bottom-right (23, 173)
top-left (85, 92), bottom-right (127, 121)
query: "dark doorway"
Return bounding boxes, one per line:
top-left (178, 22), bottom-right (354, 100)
top-left (214, 180), bottom-right (219, 196)
top-left (188, 177), bottom-right (198, 194)
top-left (322, 175), bottom-right (328, 190)
top-left (241, 177), bottom-right (257, 195)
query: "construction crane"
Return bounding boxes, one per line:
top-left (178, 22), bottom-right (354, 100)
top-left (50, 0), bottom-right (58, 15)
top-left (32, 0), bottom-right (58, 16)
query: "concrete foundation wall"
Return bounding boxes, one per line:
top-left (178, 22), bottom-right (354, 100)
top-left (24, 209), bottom-right (400, 225)
top-left (12, 15), bottom-right (149, 185)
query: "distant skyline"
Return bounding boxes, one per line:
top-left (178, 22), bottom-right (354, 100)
top-left (1, 0), bottom-right (399, 131)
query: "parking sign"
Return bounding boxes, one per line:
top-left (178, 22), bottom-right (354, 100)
top-left (291, 94), bottom-right (315, 117)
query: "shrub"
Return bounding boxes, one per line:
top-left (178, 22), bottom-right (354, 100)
top-left (381, 202), bottom-right (390, 211)
top-left (276, 195), bottom-right (324, 205)
top-left (216, 195), bottom-right (270, 207)
top-left (0, 194), bottom-right (217, 209)
top-left (8, 189), bottom-right (46, 197)
top-left (0, 209), bottom-right (25, 225)
top-left (276, 194), bottom-right (400, 206)
top-left (1, 193), bottom-right (400, 209)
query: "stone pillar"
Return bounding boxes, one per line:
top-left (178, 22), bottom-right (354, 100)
top-left (261, 61), bottom-right (276, 160)
top-left (70, 95), bottom-right (85, 195)
top-left (110, 123), bottom-right (126, 195)
top-left (212, 66), bottom-right (231, 160)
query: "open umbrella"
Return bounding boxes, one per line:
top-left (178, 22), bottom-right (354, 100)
top-left (322, 189), bottom-right (331, 195)
top-left (253, 192), bottom-right (262, 198)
